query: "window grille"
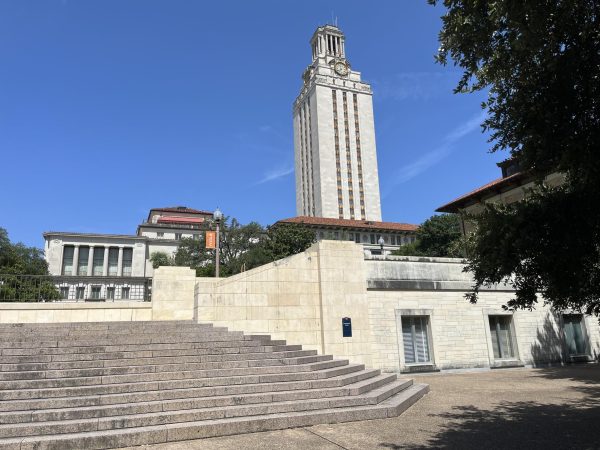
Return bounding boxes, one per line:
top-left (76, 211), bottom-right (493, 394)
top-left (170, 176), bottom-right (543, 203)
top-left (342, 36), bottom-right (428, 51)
top-left (402, 316), bottom-right (431, 364)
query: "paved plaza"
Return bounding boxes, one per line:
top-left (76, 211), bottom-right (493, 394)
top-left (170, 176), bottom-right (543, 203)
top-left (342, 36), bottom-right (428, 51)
top-left (128, 365), bottom-right (600, 450)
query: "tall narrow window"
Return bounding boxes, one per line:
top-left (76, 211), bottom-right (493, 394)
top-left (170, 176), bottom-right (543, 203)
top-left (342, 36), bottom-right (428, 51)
top-left (332, 89), bottom-right (343, 218)
top-left (92, 248), bottom-right (104, 276)
top-left (61, 246), bottom-right (74, 276)
top-left (122, 248), bottom-right (133, 276)
top-left (107, 248), bottom-right (119, 276)
top-left (77, 247), bottom-right (89, 276)
top-left (402, 316), bottom-right (431, 364)
top-left (353, 93), bottom-right (366, 219)
top-left (90, 286), bottom-right (101, 299)
top-left (489, 316), bottom-right (515, 359)
top-left (563, 315), bottom-right (587, 356)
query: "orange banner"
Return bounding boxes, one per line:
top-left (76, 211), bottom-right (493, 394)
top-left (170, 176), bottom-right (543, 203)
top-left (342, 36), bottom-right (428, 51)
top-left (205, 231), bottom-right (216, 249)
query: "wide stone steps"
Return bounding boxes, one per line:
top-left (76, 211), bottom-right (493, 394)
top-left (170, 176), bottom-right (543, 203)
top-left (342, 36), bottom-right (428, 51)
top-left (0, 373), bottom-right (400, 421)
top-left (0, 321), bottom-right (428, 449)
top-left (0, 368), bottom-right (384, 414)
top-left (0, 340), bottom-right (291, 358)
top-left (0, 353), bottom-right (334, 379)
top-left (0, 361), bottom-right (365, 398)
top-left (0, 349), bottom-right (319, 370)
top-left (0, 379), bottom-right (414, 439)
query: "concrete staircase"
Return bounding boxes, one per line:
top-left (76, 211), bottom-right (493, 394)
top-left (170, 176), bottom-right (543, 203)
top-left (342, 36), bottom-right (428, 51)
top-left (0, 321), bottom-right (428, 449)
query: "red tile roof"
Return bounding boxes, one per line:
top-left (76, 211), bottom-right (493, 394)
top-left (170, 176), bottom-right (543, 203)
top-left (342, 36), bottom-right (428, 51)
top-left (150, 207), bottom-right (213, 216)
top-left (157, 216), bottom-right (205, 224)
top-left (436, 172), bottom-right (527, 213)
top-left (275, 216), bottom-right (418, 232)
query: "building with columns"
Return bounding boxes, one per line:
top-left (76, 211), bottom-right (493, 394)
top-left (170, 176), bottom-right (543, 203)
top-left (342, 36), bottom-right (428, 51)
top-left (43, 206), bottom-right (212, 300)
top-left (293, 25), bottom-right (382, 221)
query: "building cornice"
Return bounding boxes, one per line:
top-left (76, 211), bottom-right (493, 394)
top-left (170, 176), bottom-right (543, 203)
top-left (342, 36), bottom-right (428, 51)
top-left (43, 232), bottom-right (146, 241)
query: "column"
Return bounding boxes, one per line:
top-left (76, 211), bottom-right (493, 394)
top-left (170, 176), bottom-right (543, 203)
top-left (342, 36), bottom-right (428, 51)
top-left (117, 246), bottom-right (124, 277)
top-left (102, 246), bottom-right (109, 276)
top-left (87, 246), bottom-right (94, 276)
top-left (72, 245), bottom-right (80, 276)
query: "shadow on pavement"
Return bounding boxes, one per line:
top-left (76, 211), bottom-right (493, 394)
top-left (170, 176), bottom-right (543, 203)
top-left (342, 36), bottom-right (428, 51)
top-left (382, 366), bottom-right (600, 450)
top-left (382, 399), bottom-right (600, 449)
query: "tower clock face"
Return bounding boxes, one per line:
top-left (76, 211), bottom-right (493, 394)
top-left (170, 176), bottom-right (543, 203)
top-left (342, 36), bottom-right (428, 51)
top-left (334, 62), bottom-right (348, 76)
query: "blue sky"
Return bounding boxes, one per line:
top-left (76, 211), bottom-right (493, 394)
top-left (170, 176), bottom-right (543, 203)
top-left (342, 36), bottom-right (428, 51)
top-left (0, 1), bottom-right (503, 247)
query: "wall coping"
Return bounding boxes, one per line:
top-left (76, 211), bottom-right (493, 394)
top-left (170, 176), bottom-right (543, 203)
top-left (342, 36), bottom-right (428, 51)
top-left (0, 302), bottom-right (151, 310)
top-left (366, 255), bottom-right (465, 264)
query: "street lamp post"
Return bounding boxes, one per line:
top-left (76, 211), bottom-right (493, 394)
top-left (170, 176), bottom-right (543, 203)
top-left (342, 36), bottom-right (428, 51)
top-left (214, 208), bottom-right (223, 278)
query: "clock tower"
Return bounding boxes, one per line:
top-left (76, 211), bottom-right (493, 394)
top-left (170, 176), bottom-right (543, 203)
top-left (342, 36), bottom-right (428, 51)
top-left (293, 25), bottom-right (382, 221)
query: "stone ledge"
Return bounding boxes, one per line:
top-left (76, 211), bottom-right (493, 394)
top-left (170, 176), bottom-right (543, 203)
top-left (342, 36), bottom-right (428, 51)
top-left (367, 280), bottom-right (515, 291)
top-left (0, 302), bottom-right (151, 310)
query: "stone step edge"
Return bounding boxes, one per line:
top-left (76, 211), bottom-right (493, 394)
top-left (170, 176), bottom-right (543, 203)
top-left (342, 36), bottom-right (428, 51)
top-left (0, 366), bottom-right (376, 405)
top-left (0, 341), bottom-right (302, 364)
top-left (0, 379), bottom-right (411, 438)
top-left (0, 325), bottom-right (222, 334)
top-left (0, 352), bottom-right (328, 375)
top-left (0, 320), bottom-right (195, 328)
top-left (0, 341), bottom-right (291, 358)
top-left (0, 374), bottom-right (402, 420)
top-left (0, 331), bottom-right (279, 346)
top-left (0, 362), bottom-right (364, 397)
top-left (0, 384), bottom-right (429, 450)
top-left (0, 334), bottom-right (262, 349)
top-left (0, 358), bottom-right (349, 387)
top-left (0, 369), bottom-right (382, 412)
top-left (0, 349), bottom-right (317, 370)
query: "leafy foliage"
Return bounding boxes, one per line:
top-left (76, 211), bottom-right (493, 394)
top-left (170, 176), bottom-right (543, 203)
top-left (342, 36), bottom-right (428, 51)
top-left (149, 252), bottom-right (174, 269)
top-left (430, 0), bottom-right (600, 313)
top-left (173, 219), bottom-right (315, 277)
top-left (393, 214), bottom-right (463, 257)
top-left (261, 223), bottom-right (317, 262)
top-left (0, 228), bottom-right (49, 275)
top-left (0, 228), bottom-right (60, 302)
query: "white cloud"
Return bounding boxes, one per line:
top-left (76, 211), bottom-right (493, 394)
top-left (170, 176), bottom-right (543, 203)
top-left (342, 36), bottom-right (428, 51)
top-left (255, 166), bottom-right (294, 185)
top-left (383, 111), bottom-right (486, 195)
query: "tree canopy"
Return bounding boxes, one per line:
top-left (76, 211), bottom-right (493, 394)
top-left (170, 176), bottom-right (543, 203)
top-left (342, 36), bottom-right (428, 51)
top-left (149, 251), bottom-right (173, 269)
top-left (393, 214), bottom-right (463, 258)
top-left (430, 1), bottom-right (600, 313)
top-left (172, 219), bottom-right (316, 277)
top-left (0, 228), bottom-right (49, 275)
top-left (0, 227), bottom-right (60, 302)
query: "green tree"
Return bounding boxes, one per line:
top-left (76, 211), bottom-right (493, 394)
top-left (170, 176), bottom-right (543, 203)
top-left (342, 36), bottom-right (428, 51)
top-left (0, 228), bottom-right (49, 275)
top-left (172, 219), bottom-right (316, 277)
top-left (173, 218), bottom-right (266, 277)
top-left (430, 1), bottom-right (600, 313)
top-left (261, 223), bottom-right (317, 261)
top-left (0, 228), bottom-right (60, 302)
top-left (149, 252), bottom-right (174, 269)
top-left (393, 214), bottom-right (462, 257)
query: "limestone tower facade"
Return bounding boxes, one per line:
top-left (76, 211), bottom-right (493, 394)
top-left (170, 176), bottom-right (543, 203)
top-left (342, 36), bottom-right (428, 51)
top-left (293, 25), bottom-right (382, 221)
